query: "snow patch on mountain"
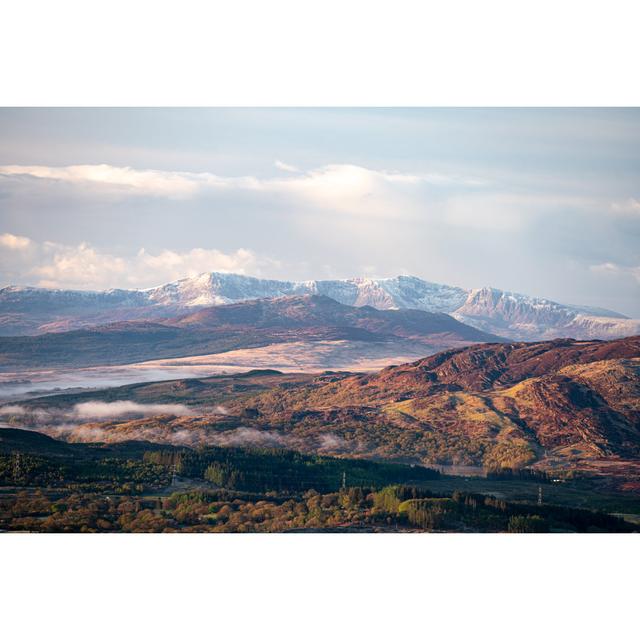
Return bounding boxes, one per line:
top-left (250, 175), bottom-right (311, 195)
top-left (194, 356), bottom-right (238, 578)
top-left (452, 287), bottom-right (637, 340)
top-left (0, 273), bottom-right (637, 340)
top-left (144, 273), bottom-right (469, 313)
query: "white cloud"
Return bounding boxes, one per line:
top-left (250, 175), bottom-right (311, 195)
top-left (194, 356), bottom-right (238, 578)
top-left (0, 233), bottom-right (31, 250)
top-left (3, 161), bottom-right (636, 314)
top-left (1, 163), bottom-right (192, 194)
top-left (0, 162), bottom-right (481, 217)
top-left (274, 160), bottom-right (300, 173)
top-left (0, 163), bottom-right (258, 199)
top-left (590, 262), bottom-right (640, 284)
top-left (264, 163), bottom-right (437, 218)
top-left (610, 198), bottom-right (640, 216)
top-left (32, 242), bottom-right (128, 289)
top-left (3, 235), bottom-right (268, 290)
top-left (135, 247), bottom-right (262, 284)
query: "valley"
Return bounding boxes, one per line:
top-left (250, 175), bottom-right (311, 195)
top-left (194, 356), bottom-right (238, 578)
top-left (3, 337), bottom-right (639, 496)
top-left (1, 284), bottom-right (638, 533)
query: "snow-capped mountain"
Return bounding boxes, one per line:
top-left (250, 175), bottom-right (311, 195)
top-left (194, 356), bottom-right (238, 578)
top-left (134, 274), bottom-right (640, 339)
top-left (146, 273), bottom-right (469, 313)
top-left (0, 273), bottom-right (638, 340)
top-left (451, 287), bottom-right (640, 340)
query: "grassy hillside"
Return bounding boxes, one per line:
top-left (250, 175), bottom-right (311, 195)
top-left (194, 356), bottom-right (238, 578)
top-left (4, 337), bottom-right (640, 493)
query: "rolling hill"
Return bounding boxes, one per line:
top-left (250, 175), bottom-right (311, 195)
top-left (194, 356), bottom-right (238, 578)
top-left (0, 294), bottom-right (503, 371)
top-left (8, 336), bottom-right (639, 492)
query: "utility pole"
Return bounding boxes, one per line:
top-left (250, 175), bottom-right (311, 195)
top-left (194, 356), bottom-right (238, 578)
top-left (171, 462), bottom-right (178, 487)
top-left (12, 452), bottom-right (21, 483)
top-left (538, 485), bottom-right (543, 506)
top-left (342, 471), bottom-right (346, 490)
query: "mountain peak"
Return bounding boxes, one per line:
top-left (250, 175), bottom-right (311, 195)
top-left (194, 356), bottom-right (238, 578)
top-left (1, 272), bottom-right (637, 340)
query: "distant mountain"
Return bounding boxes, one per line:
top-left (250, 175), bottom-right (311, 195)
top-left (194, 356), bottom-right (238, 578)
top-left (1, 272), bottom-right (638, 340)
top-left (0, 285), bottom-right (156, 335)
top-left (0, 294), bottom-right (503, 370)
top-left (452, 287), bottom-right (639, 341)
top-left (144, 272), bottom-right (470, 312)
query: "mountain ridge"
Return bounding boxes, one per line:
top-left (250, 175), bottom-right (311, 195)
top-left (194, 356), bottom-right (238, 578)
top-left (1, 272), bottom-right (638, 340)
top-left (226, 336), bottom-right (640, 479)
top-left (0, 294), bottom-right (503, 371)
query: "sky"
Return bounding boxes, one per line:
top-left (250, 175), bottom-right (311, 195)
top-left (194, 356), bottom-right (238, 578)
top-left (0, 107), bottom-right (639, 316)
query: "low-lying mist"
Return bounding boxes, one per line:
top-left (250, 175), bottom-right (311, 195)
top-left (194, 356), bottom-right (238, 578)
top-left (1, 400), bottom-right (357, 455)
top-left (0, 400), bottom-right (197, 423)
top-left (75, 401), bottom-right (194, 419)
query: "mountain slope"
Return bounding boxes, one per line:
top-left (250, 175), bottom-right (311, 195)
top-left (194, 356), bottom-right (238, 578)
top-left (0, 295), bottom-right (503, 371)
top-left (452, 287), bottom-right (638, 340)
top-left (3, 272), bottom-right (636, 340)
top-left (146, 273), bottom-right (470, 312)
top-left (247, 336), bottom-right (640, 407)
top-left (11, 337), bottom-right (639, 489)
top-left (226, 336), bottom-right (640, 475)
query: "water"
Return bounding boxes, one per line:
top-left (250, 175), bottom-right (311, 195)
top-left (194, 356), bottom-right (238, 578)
top-left (427, 464), bottom-right (487, 478)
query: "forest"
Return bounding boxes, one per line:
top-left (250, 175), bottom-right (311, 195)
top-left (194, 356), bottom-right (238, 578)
top-left (1, 484), bottom-right (635, 533)
top-left (0, 428), bottom-right (637, 533)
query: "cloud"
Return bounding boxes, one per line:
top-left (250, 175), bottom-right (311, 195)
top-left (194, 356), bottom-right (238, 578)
top-left (0, 401), bottom-right (195, 425)
top-left (136, 247), bottom-right (261, 284)
top-left (0, 164), bottom-right (217, 198)
top-left (0, 404), bottom-right (26, 416)
top-left (275, 160), bottom-right (300, 173)
top-left (2, 158), bottom-right (639, 316)
top-left (17, 418), bottom-right (298, 449)
top-left (0, 233), bottom-right (31, 250)
top-left (210, 427), bottom-right (296, 448)
top-left (3, 234), bottom-right (268, 290)
top-left (317, 433), bottom-right (347, 450)
top-left (267, 164), bottom-right (419, 217)
top-left (32, 242), bottom-right (128, 289)
top-left (30, 424), bottom-right (107, 442)
top-left (53, 423), bottom-right (355, 451)
top-left (590, 262), bottom-right (640, 284)
top-left (0, 162), bottom-right (481, 218)
top-left (265, 164), bottom-right (485, 218)
top-left (611, 198), bottom-right (640, 217)
top-left (73, 401), bottom-right (194, 419)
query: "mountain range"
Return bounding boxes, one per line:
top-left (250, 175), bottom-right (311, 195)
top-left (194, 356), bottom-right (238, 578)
top-left (0, 294), bottom-right (502, 371)
top-left (1, 272), bottom-right (638, 340)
